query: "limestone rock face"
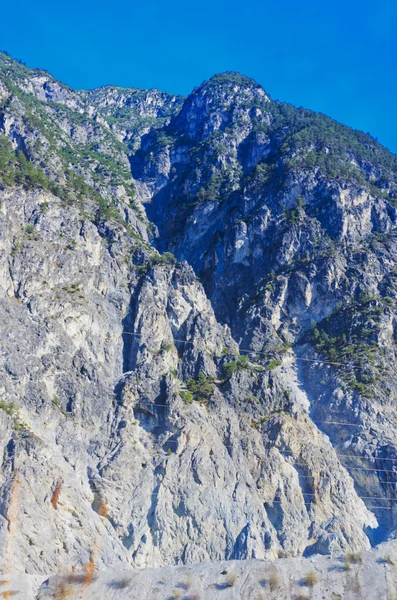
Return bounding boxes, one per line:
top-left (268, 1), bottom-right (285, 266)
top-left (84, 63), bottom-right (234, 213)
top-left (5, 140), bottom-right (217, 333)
top-left (129, 73), bottom-right (397, 547)
top-left (85, 85), bottom-right (184, 150)
top-left (0, 54), bottom-right (396, 576)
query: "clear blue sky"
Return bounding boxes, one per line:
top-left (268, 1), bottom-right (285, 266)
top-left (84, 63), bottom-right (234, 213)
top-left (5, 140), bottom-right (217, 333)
top-left (2, 0), bottom-right (397, 153)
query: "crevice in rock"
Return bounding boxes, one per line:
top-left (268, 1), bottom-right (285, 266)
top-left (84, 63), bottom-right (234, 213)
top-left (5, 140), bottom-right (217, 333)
top-left (121, 278), bottom-right (145, 373)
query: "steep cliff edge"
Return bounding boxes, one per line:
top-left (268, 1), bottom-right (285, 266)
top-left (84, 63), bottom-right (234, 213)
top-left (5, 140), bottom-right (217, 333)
top-left (0, 53), bottom-right (396, 577)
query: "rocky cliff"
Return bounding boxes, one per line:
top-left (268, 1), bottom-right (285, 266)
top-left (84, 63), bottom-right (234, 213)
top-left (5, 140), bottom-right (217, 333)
top-left (0, 52), bottom-right (396, 579)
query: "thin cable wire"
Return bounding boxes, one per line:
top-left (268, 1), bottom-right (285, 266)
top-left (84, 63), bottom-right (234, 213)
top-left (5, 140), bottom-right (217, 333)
top-left (87, 473), bottom-right (397, 485)
top-left (4, 438), bottom-right (396, 491)
top-left (108, 483), bottom-right (397, 506)
top-left (9, 474), bottom-right (396, 510)
top-left (120, 331), bottom-right (360, 368)
top-left (90, 480), bottom-right (396, 502)
top-left (123, 400), bottom-right (381, 430)
top-left (132, 405), bottom-right (372, 429)
top-left (103, 432), bottom-right (397, 475)
top-left (292, 463), bottom-right (397, 474)
top-left (121, 397), bottom-right (370, 427)
top-left (117, 330), bottom-right (391, 430)
top-left (36, 479), bottom-right (397, 508)
top-left (116, 396), bottom-right (397, 469)
top-left (64, 478), bottom-right (397, 510)
top-left (12, 306), bottom-right (397, 501)
top-left (62, 478), bottom-right (397, 498)
top-left (277, 449), bottom-right (397, 462)
top-left (105, 488), bottom-right (397, 511)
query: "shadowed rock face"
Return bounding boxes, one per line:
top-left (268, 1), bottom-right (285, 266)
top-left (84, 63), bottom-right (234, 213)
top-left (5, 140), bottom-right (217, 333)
top-left (0, 54), bottom-right (396, 575)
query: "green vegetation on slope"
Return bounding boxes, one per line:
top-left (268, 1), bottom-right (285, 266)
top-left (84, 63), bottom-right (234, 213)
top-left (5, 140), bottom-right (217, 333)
top-left (0, 51), bottom-right (140, 224)
top-left (309, 295), bottom-right (394, 396)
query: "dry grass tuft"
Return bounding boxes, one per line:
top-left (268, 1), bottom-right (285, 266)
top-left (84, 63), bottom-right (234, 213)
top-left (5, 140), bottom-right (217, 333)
top-left (342, 551), bottom-right (363, 572)
top-left (84, 556), bottom-right (96, 587)
top-left (53, 583), bottom-right (73, 600)
top-left (350, 577), bottom-right (361, 594)
top-left (51, 481), bottom-right (63, 509)
top-left (345, 552), bottom-right (363, 565)
top-left (98, 500), bottom-right (108, 518)
top-left (301, 570), bottom-right (319, 587)
top-left (342, 560), bottom-right (352, 572)
top-left (62, 573), bottom-right (89, 585)
top-left (1, 592), bottom-right (20, 599)
top-left (225, 573), bottom-right (239, 587)
top-left (268, 569), bottom-right (280, 591)
top-left (53, 570), bottom-right (100, 599)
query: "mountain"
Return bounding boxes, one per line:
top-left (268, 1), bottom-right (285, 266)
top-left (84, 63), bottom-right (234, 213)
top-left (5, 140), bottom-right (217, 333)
top-left (0, 51), bottom-right (397, 588)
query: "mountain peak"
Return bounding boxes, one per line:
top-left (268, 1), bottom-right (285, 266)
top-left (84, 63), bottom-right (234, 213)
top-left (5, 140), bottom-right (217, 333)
top-left (205, 71), bottom-right (262, 89)
top-left (172, 71), bottom-right (270, 140)
top-left (194, 71), bottom-right (268, 99)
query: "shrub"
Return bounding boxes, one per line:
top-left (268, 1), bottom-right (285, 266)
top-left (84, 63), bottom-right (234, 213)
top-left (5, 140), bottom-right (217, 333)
top-left (284, 195), bottom-right (304, 224)
top-left (161, 341), bottom-right (173, 352)
top-left (162, 251), bottom-right (177, 264)
top-left (0, 399), bottom-right (17, 416)
top-left (266, 358), bottom-right (282, 370)
top-left (223, 361), bottom-right (239, 378)
top-left (186, 373), bottom-right (215, 403)
top-left (151, 252), bottom-right (177, 266)
top-left (25, 224), bottom-right (34, 234)
top-left (345, 552), bottom-right (362, 565)
top-left (180, 390), bottom-right (193, 404)
top-left (223, 354), bottom-right (251, 378)
top-left (0, 400), bottom-right (28, 432)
